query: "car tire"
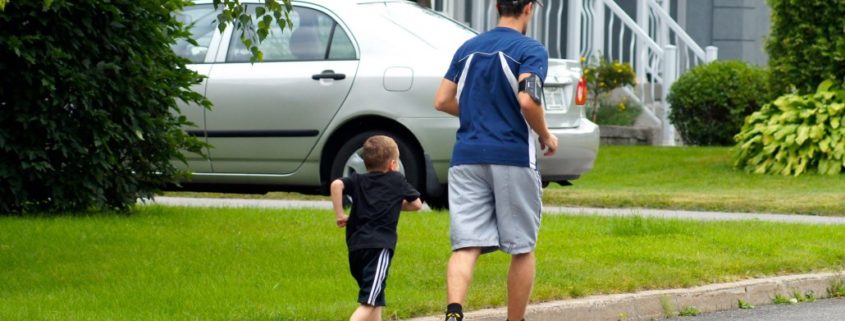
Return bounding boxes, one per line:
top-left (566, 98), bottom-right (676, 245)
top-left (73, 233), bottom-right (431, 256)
top-left (424, 189), bottom-right (449, 211)
top-left (330, 131), bottom-right (422, 205)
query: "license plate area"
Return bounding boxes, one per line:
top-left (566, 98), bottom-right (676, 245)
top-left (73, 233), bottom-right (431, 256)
top-left (543, 85), bottom-right (571, 113)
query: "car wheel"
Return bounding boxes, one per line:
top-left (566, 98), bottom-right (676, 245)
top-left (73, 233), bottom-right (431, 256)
top-left (424, 189), bottom-right (449, 211)
top-left (330, 131), bottom-right (421, 205)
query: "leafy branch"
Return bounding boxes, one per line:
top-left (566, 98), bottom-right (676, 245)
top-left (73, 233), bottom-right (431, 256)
top-left (0, 0), bottom-right (293, 63)
top-left (212, 0), bottom-right (293, 63)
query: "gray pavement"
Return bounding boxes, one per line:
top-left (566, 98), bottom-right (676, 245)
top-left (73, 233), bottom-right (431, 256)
top-left (689, 298), bottom-right (845, 321)
top-left (148, 196), bottom-right (845, 225)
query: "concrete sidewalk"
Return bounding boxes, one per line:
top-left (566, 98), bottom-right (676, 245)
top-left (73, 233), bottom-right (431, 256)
top-left (148, 196), bottom-right (845, 225)
top-left (145, 196), bottom-right (845, 320)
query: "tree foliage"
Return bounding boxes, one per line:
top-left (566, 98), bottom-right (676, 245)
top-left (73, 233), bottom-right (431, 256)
top-left (213, 0), bottom-right (292, 63)
top-left (0, 0), bottom-right (294, 214)
top-left (0, 0), bottom-right (210, 214)
top-left (734, 80), bottom-right (845, 176)
top-left (667, 61), bottom-right (770, 146)
top-left (766, 0), bottom-right (845, 96)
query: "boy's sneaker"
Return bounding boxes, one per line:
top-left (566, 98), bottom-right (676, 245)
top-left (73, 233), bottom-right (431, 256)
top-left (445, 312), bottom-right (463, 321)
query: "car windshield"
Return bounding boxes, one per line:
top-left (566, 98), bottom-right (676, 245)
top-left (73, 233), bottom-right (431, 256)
top-left (366, 2), bottom-right (477, 50)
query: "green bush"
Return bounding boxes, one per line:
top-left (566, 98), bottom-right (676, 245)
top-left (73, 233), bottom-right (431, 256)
top-left (734, 80), bottom-right (845, 176)
top-left (0, 0), bottom-right (208, 213)
top-left (667, 61), bottom-right (769, 146)
top-left (766, 0), bottom-right (845, 96)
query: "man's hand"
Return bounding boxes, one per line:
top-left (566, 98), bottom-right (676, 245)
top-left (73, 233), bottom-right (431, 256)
top-left (540, 134), bottom-right (558, 156)
top-left (336, 214), bottom-right (349, 228)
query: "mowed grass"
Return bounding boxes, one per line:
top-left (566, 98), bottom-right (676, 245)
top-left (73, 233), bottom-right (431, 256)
top-left (3, 207), bottom-right (845, 320)
top-left (167, 146), bottom-right (845, 215)
top-left (546, 145), bottom-right (845, 215)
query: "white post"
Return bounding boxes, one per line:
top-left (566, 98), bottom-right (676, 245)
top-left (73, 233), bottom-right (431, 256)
top-left (442, 0), bottom-right (455, 20)
top-left (593, 0), bottom-right (605, 56)
top-left (567, 0), bottom-right (583, 60)
top-left (472, 1), bottom-right (485, 31)
top-left (636, 0), bottom-right (648, 87)
top-left (662, 45), bottom-right (678, 146)
top-left (705, 46), bottom-right (718, 63)
top-left (659, 0), bottom-right (670, 48)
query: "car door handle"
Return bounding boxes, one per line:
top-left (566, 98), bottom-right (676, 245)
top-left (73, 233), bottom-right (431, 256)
top-left (312, 70), bottom-right (346, 80)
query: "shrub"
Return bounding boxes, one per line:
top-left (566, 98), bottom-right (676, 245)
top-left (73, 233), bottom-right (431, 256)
top-left (734, 80), bottom-right (845, 176)
top-left (582, 55), bottom-right (636, 122)
top-left (666, 61), bottom-right (769, 146)
top-left (0, 0), bottom-right (208, 213)
top-left (593, 101), bottom-right (642, 126)
top-left (766, 0), bottom-right (845, 96)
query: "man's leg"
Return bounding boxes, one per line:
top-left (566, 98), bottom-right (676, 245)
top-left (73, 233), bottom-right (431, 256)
top-left (507, 252), bottom-right (535, 321)
top-left (490, 166), bottom-right (542, 321)
top-left (350, 305), bottom-right (382, 321)
top-left (446, 165), bottom-right (498, 320)
top-left (446, 247), bottom-right (482, 305)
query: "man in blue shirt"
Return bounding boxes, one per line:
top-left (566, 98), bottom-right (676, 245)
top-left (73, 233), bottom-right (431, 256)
top-left (434, 1), bottom-right (557, 321)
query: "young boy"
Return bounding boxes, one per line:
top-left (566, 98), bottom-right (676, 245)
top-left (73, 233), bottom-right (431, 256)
top-left (331, 135), bottom-right (423, 321)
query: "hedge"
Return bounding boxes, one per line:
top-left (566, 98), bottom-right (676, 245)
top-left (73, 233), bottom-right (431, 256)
top-left (667, 61), bottom-right (770, 146)
top-left (0, 0), bottom-right (208, 213)
top-left (766, 0), bottom-right (845, 96)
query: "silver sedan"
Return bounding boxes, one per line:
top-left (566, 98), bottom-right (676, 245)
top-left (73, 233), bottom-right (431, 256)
top-left (172, 0), bottom-right (599, 207)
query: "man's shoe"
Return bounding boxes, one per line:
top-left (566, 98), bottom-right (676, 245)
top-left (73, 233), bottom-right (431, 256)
top-left (445, 312), bottom-right (463, 321)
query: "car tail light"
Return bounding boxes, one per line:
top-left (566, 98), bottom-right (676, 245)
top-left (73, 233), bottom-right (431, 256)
top-left (575, 75), bottom-right (587, 106)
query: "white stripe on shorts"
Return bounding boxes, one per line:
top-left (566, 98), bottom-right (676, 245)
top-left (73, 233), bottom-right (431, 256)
top-left (367, 249), bottom-right (390, 305)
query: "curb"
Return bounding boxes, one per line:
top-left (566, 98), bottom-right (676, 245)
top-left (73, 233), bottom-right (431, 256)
top-left (405, 272), bottom-right (845, 321)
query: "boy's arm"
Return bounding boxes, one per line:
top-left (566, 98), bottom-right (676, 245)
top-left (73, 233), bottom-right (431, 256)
top-left (401, 198), bottom-right (423, 211)
top-left (330, 179), bottom-right (348, 228)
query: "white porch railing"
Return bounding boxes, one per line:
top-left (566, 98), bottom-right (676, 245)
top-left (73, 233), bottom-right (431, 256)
top-left (430, 0), bottom-right (717, 145)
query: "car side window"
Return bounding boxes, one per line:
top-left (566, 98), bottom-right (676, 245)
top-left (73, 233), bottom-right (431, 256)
top-left (226, 6), bottom-right (356, 62)
top-left (172, 5), bottom-right (218, 63)
top-left (328, 24), bottom-right (356, 60)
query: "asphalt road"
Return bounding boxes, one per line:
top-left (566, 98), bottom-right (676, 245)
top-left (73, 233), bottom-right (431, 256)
top-left (688, 298), bottom-right (845, 321)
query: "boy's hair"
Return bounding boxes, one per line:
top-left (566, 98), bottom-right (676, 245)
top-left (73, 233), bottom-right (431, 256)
top-left (363, 135), bottom-right (399, 171)
top-left (497, 0), bottom-right (538, 18)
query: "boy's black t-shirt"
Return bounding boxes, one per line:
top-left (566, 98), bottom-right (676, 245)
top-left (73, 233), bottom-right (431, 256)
top-left (341, 171), bottom-right (420, 251)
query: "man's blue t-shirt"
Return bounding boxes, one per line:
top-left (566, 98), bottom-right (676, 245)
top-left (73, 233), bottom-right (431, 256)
top-left (444, 27), bottom-right (549, 169)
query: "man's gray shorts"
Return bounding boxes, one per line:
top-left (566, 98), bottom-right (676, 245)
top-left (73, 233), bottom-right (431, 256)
top-left (448, 164), bottom-right (542, 255)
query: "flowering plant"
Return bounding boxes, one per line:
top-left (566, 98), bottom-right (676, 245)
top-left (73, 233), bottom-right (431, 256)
top-left (581, 55), bottom-right (637, 122)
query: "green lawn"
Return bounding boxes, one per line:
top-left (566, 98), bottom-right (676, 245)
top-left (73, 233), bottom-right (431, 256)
top-left (168, 145), bottom-right (845, 215)
top-left (3, 206), bottom-right (845, 320)
top-left (546, 145), bottom-right (845, 215)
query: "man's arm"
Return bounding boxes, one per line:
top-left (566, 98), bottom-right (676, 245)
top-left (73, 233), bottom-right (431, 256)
top-left (329, 179), bottom-right (348, 228)
top-left (518, 73), bottom-right (558, 156)
top-left (401, 198), bottom-right (423, 211)
top-left (434, 79), bottom-right (459, 117)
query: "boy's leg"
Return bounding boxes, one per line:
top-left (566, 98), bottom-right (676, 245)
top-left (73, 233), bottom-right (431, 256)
top-left (350, 304), bottom-right (382, 321)
top-left (349, 248), bottom-right (392, 319)
top-left (507, 252), bottom-right (535, 321)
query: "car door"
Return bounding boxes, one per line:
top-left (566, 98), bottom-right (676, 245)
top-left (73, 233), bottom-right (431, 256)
top-left (204, 5), bottom-right (359, 174)
top-left (171, 4), bottom-right (221, 173)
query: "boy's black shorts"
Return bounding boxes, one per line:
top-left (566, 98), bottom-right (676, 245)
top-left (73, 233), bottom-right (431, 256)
top-left (349, 248), bottom-right (394, 307)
